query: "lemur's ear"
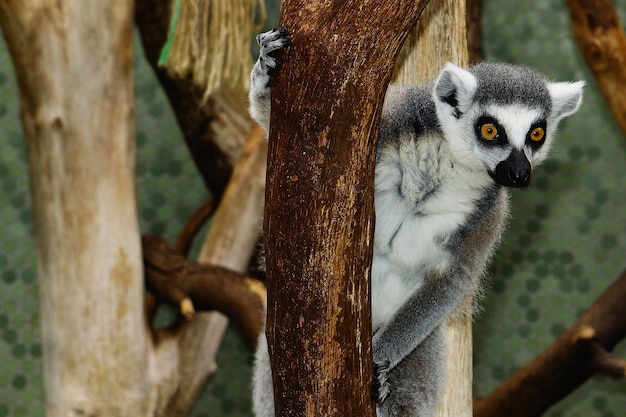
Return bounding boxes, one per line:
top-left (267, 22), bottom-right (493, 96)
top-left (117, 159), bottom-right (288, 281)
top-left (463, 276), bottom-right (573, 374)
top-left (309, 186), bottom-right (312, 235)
top-left (434, 63), bottom-right (477, 118)
top-left (548, 81), bottom-right (585, 122)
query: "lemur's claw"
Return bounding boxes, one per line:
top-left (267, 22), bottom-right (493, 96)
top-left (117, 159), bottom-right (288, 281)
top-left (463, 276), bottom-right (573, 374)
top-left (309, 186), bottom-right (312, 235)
top-left (372, 360), bottom-right (391, 404)
top-left (257, 27), bottom-right (291, 72)
top-left (276, 27), bottom-right (292, 47)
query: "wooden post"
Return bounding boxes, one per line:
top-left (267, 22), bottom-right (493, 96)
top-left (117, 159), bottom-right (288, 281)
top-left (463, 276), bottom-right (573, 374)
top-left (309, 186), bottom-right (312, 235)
top-left (394, 2), bottom-right (474, 415)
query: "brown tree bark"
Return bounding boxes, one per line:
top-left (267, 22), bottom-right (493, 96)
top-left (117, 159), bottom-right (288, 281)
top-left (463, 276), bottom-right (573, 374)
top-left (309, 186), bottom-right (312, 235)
top-left (142, 234), bottom-right (265, 347)
top-left (568, 0), bottom-right (626, 137)
top-left (474, 269), bottom-right (626, 417)
top-left (466, 0), bottom-right (484, 64)
top-left (264, 1), bottom-right (430, 416)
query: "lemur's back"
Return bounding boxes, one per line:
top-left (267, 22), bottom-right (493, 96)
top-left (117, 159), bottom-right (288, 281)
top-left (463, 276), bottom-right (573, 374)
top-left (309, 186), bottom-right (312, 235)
top-left (378, 84), bottom-right (440, 150)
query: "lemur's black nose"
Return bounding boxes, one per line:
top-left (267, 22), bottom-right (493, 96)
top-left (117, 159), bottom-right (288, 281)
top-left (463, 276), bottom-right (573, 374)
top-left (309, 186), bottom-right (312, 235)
top-left (508, 166), bottom-right (530, 185)
top-left (489, 149), bottom-right (531, 188)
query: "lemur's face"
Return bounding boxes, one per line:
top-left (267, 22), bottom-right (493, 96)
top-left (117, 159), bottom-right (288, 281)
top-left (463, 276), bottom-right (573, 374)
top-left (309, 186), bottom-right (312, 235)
top-left (433, 62), bottom-right (584, 188)
top-left (469, 104), bottom-right (548, 188)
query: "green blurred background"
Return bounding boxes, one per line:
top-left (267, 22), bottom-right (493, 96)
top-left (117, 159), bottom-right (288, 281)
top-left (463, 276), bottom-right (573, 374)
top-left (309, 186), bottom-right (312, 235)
top-left (0, 0), bottom-right (624, 416)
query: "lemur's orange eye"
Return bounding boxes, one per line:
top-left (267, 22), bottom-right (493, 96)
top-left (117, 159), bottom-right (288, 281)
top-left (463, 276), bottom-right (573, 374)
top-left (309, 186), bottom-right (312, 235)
top-left (480, 123), bottom-right (498, 140)
top-left (530, 126), bottom-right (545, 142)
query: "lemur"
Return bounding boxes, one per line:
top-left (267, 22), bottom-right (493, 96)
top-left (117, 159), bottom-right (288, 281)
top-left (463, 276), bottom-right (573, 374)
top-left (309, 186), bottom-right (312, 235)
top-left (249, 28), bottom-right (584, 417)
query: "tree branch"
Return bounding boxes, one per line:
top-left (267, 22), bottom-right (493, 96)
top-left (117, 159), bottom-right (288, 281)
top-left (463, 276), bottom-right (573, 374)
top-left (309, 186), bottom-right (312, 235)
top-left (571, 325), bottom-right (626, 378)
top-left (0, 1), bottom-right (147, 415)
top-left (143, 234), bottom-right (265, 347)
top-left (474, 269), bottom-right (626, 417)
top-left (154, 122), bottom-right (267, 417)
top-left (174, 197), bottom-right (216, 256)
top-left (568, 0), bottom-right (626, 137)
top-left (466, 0), bottom-right (484, 64)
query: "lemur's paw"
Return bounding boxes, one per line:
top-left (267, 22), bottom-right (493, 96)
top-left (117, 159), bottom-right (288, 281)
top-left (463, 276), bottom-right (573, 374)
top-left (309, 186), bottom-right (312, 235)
top-left (371, 360), bottom-right (391, 404)
top-left (256, 27), bottom-right (291, 74)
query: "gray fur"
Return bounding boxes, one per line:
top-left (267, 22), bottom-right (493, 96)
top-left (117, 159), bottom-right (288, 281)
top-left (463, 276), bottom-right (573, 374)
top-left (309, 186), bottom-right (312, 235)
top-left (249, 28), bottom-right (584, 417)
top-left (378, 84), bottom-right (439, 147)
top-left (470, 62), bottom-right (553, 110)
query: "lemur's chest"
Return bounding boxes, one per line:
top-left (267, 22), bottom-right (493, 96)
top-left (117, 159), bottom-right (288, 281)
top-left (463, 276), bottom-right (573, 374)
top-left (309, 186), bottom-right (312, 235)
top-left (371, 134), bottom-right (490, 329)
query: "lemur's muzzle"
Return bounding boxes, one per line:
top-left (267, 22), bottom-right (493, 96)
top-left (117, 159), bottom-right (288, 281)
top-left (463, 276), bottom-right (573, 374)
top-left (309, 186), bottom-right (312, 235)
top-left (489, 149), bottom-right (531, 188)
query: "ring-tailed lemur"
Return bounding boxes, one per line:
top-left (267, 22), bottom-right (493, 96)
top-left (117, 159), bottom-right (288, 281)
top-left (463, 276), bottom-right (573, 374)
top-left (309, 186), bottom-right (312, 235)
top-left (249, 28), bottom-right (584, 417)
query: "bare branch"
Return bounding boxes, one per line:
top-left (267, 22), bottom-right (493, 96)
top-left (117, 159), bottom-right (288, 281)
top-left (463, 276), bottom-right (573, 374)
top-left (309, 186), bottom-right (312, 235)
top-left (175, 197), bottom-right (216, 256)
top-left (143, 235), bottom-right (265, 347)
top-left (466, 0), bottom-right (484, 64)
top-left (135, 0), bottom-right (255, 196)
top-left (568, 0), bottom-right (626, 137)
top-left (154, 120), bottom-right (268, 417)
top-left (572, 325), bottom-right (626, 379)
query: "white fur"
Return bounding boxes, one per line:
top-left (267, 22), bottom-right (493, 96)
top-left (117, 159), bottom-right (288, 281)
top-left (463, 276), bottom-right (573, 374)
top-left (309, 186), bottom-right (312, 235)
top-left (548, 81), bottom-right (585, 121)
top-left (477, 105), bottom-right (546, 171)
top-left (434, 63), bottom-right (477, 114)
top-left (372, 132), bottom-right (491, 330)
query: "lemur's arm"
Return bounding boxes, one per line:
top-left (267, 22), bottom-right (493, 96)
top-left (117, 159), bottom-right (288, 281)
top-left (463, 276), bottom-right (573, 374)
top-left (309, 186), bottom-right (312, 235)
top-left (371, 266), bottom-right (472, 404)
top-left (372, 188), bottom-right (508, 403)
top-left (249, 28), bottom-right (291, 130)
top-left (373, 270), bottom-right (474, 404)
top-left (372, 269), bottom-right (469, 370)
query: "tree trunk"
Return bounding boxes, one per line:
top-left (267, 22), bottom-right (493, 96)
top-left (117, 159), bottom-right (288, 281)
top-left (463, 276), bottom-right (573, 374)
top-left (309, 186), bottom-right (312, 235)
top-left (0, 1), bottom-right (149, 415)
top-left (393, 1), bottom-right (473, 416)
top-left (0, 2), bottom-right (266, 415)
top-left (264, 1), bottom-right (429, 416)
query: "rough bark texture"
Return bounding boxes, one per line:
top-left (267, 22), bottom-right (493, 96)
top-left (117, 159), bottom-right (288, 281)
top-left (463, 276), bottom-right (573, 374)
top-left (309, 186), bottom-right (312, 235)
top-left (568, 0), bottom-right (626, 137)
top-left (393, 1), bottom-right (473, 416)
top-left (0, 1), bottom-right (265, 415)
top-left (466, 0), bottom-right (484, 64)
top-left (264, 1), bottom-right (429, 416)
top-left (0, 1), bottom-right (148, 415)
top-left (474, 269), bottom-right (626, 417)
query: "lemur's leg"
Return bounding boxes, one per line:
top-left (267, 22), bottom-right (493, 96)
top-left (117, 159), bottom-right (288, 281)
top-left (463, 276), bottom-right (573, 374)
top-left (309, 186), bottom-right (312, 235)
top-left (252, 334), bottom-right (275, 417)
top-left (370, 265), bottom-right (474, 409)
top-left (249, 29), bottom-right (289, 417)
top-left (375, 325), bottom-right (446, 417)
top-left (249, 27), bottom-right (291, 130)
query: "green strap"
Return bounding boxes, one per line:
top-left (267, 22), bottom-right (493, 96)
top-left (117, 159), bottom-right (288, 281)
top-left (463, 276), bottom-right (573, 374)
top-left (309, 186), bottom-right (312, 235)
top-left (158, 0), bottom-right (182, 66)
